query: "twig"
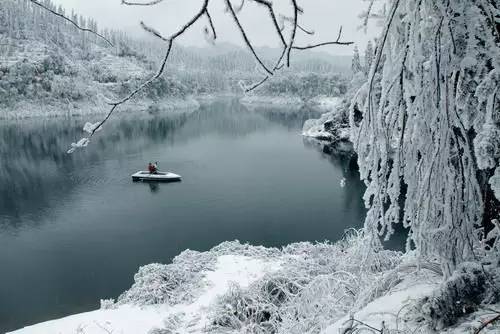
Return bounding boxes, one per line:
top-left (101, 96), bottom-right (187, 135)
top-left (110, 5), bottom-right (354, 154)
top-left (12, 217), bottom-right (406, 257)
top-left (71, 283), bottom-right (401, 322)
top-left (474, 313), bottom-right (500, 334)
top-left (205, 9), bottom-right (217, 40)
top-left (245, 76), bottom-right (269, 92)
top-left (285, 0), bottom-right (299, 67)
top-left (343, 317), bottom-right (383, 333)
top-left (29, 0), bottom-right (113, 46)
top-left (281, 15), bottom-right (314, 35)
top-left (88, 0), bottom-right (210, 137)
top-left (225, 0), bottom-right (273, 75)
top-left (121, 0), bottom-right (166, 6)
top-left (292, 26), bottom-right (353, 50)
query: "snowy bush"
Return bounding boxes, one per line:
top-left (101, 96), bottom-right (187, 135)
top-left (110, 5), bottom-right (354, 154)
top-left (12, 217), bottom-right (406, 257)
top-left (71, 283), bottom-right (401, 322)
top-left (99, 298), bottom-right (116, 310)
top-left (117, 250), bottom-right (216, 306)
top-left (474, 123), bottom-right (500, 170)
top-left (416, 263), bottom-right (489, 330)
top-left (207, 230), bottom-right (402, 334)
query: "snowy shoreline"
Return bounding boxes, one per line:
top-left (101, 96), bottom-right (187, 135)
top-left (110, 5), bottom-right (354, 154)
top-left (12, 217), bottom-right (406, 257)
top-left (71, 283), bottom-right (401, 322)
top-left (0, 96), bottom-right (200, 120)
top-left (7, 238), bottom-right (500, 334)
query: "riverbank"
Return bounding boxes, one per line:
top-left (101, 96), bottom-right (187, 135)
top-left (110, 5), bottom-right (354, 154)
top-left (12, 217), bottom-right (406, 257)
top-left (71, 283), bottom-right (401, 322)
top-left (0, 96), bottom-right (200, 120)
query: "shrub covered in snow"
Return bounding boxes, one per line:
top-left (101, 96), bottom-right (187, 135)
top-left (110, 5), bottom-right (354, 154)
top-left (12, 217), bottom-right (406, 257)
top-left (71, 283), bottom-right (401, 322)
top-left (414, 262), bottom-right (500, 330)
top-left (206, 230), bottom-right (402, 333)
top-left (116, 250), bottom-right (216, 306)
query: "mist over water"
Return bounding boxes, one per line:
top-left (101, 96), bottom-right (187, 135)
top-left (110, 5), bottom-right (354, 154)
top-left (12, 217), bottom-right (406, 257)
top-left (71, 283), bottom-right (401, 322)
top-left (0, 99), bottom-right (366, 332)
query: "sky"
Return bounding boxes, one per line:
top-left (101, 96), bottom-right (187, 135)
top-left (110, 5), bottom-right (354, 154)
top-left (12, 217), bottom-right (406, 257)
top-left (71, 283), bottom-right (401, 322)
top-left (50, 0), bottom-right (380, 56)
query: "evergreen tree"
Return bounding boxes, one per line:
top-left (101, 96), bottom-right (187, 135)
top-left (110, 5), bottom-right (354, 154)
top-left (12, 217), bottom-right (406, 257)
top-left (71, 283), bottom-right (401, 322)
top-left (364, 40), bottom-right (374, 75)
top-left (351, 45), bottom-right (362, 74)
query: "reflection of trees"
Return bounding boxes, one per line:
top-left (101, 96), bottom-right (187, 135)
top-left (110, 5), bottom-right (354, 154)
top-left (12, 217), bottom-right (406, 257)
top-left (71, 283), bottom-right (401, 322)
top-left (302, 137), bottom-right (409, 251)
top-left (243, 104), bottom-right (321, 130)
top-left (0, 113), bottom-right (190, 230)
top-left (302, 137), bottom-right (366, 220)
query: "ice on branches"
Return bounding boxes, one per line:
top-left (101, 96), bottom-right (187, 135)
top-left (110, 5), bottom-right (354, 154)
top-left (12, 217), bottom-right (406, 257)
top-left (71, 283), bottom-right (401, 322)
top-left (206, 230), bottom-right (403, 333)
top-left (491, 168), bottom-right (500, 201)
top-left (351, 0), bottom-right (500, 275)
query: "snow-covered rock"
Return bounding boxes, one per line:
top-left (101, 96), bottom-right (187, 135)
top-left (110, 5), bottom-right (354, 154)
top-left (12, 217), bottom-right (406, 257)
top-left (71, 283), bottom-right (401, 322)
top-left (302, 97), bottom-right (350, 145)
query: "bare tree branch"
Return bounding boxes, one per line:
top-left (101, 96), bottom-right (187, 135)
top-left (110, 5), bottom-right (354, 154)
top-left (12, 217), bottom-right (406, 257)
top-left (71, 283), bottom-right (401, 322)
top-left (281, 15), bottom-right (314, 35)
top-left (225, 0), bottom-right (273, 75)
top-left (244, 76), bottom-right (269, 92)
top-left (252, 0), bottom-right (287, 46)
top-left (285, 0), bottom-right (299, 67)
top-left (205, 9), bottom-right (217, 40)
top-left (292, 26), bottom-right (353, 50)
top-left (28, 0), bottom-right (113, 47)
top-left (474, 312), bottom-right (500, 334)
top-left (121, 0), bottom-right (166, 6)
top-left (88, 0), bottom-right (211, 137)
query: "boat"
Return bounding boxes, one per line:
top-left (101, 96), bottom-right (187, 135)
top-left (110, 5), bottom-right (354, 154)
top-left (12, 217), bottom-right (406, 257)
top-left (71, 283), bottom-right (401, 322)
top-left (131, 171), bottom-right (182, 182)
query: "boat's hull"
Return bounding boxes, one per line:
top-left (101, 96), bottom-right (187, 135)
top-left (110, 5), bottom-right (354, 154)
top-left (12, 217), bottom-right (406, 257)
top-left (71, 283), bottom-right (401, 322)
top-left (131, 171), bottom-right (182, 182)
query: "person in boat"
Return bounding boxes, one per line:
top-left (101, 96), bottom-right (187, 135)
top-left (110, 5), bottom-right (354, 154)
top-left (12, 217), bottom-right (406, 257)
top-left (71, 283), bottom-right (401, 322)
top-left (148, 162), bottom-right (158, 174)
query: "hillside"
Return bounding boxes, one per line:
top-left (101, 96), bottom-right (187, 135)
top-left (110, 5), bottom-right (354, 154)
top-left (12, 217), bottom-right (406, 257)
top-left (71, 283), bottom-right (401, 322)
top-left (0, 0), bottom-right (351, 118)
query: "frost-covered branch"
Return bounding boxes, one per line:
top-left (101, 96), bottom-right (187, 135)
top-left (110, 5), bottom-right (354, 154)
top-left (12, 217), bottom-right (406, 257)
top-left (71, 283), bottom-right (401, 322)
top-left (292, 26), bottom-right (353, 50)
top-left (121, 0), bottom-right (166, 6)
top-left (351, 0), bottom-right (500, 276)
top-left (474, 312), bottom-right (500, 334)
top-left (28, 0), bottom-right (113, 46)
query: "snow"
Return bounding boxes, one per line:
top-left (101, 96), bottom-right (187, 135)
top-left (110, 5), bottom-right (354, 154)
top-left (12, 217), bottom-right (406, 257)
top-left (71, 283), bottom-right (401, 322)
top-left (491, 167), bottom-right (500, 201)
top-left (0, 97), bottom-right (200, 120)
top-left (308, 96), bottom-right (342, 112)
top-left (8, 255), bottom-right (280, 334)
top-left (239, 95), bottom-right (304, 107)
top-left (321, 274), bottom-right (440, 334)
top-left (302, 97), bottom-right (346, 141)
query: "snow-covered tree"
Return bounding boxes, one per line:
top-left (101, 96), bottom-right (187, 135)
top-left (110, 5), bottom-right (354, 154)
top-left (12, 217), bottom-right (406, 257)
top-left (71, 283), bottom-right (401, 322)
top-left (364, 40), bottom-right (374, 75)
top-left (352, 0), bottom-right (500, 276)
top-left (351, 45), bottom-right (362, 74)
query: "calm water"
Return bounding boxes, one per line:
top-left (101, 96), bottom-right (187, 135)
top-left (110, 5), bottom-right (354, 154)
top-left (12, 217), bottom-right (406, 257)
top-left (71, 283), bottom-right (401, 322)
top-left (0, 98), bottom-right (366, 332)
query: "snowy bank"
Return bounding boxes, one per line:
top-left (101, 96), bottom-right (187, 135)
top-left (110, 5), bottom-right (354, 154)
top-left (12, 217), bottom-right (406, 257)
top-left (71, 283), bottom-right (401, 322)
top-left (8, 235), bottom-right (500, 334)
top-left (239, 94), bottom-right (304, 108)
top-left (9, 233), bottom-right (403, 334)
top-left (302, 97), bottom-right (353, 157)
top-left (0, 96), bottom-right (200, 120)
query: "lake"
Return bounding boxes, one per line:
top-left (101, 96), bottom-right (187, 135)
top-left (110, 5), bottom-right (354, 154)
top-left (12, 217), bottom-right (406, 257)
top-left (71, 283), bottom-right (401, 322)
top-left (0, 98), bottom-right (366, 332)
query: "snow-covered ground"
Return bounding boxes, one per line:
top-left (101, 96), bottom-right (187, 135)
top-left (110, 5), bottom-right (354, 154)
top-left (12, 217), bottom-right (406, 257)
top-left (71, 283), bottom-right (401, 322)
top-left (8, 237), bottom-right (500, 334)
top-left (0, 96), bottom-right (200, 120)
top-left (9, 254), bottom-right (281, 334)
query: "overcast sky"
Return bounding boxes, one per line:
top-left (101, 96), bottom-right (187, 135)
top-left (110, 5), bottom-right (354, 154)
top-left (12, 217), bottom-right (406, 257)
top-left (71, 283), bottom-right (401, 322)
top-left (51, 0), bottom-right (380, 56)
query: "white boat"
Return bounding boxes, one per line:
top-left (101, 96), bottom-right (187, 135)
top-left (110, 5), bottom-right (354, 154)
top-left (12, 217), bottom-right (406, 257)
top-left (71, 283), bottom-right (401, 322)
top-left (131, 171), bottom-right (182, 182)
